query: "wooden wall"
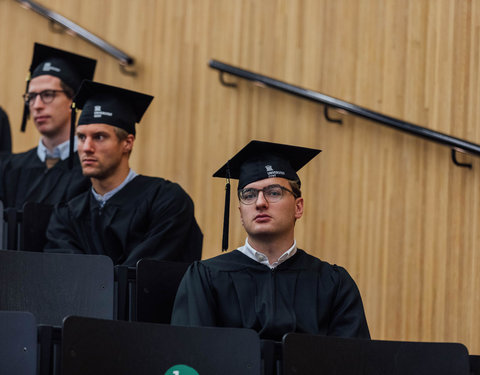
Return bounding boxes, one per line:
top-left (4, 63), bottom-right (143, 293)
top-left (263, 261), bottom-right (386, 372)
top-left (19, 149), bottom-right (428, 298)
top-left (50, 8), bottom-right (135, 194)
top-left (1, 0), bottom-right (480, 353)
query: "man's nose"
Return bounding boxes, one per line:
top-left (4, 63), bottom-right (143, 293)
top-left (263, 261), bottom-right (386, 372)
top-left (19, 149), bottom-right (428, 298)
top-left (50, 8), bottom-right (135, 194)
top-left (255, 191), bottom-right (269, 207)
top-left (80, 137), bottom-right (94, 152)
top-left (31, 95), bottom-right (44, 109)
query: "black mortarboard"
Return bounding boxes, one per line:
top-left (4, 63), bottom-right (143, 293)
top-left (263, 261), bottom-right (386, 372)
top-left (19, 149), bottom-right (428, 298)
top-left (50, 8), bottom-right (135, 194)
top-left (21, 43), bottom-right (97, 132)
top-left (213, 140), bottom-right (321, 251)
top-left (68, 80), bottom-right (153, 167)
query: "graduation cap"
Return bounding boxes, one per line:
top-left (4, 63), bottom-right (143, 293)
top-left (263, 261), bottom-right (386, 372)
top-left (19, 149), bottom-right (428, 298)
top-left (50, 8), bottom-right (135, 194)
top-left (213, 140), bottom-right (321, 251)
top-left (69, 80), bottom-right (154, 167)
top-left (21, 43), bottom-right (97, 132)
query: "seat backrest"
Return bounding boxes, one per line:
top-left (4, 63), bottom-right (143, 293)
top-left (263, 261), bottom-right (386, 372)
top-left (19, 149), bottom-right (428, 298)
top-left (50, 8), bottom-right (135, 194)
top-left (283, 333), bottom-right (470, 375)
top-left (0, 250), bottom-right (114, 326)
top-left (470, 355), bottom-right (480, 375)
top-left (20, 202), bottom-right (53, 251)
top-left (0, 311), bottom-right (37, 375)
top-left (3, 206), bottom-right (21, 250)
top-left (62, 316), bottom-right (261, 375)
top-left (0, 200), bottom-right (4, 248)
top-left (135, 259), bottom-right (190, 323)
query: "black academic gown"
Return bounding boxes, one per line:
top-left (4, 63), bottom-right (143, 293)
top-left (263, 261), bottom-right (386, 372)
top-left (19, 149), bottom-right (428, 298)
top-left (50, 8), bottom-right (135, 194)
top-left (171, 249), bottom-right (370, 341)
top-left (44, 175), bottom-right (203, 266)
top-left (0, 148), bottom-right (90, 209)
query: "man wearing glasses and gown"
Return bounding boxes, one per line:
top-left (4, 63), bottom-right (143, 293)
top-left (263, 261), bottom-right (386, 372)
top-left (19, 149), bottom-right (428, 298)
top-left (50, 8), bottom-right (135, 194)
top-left (172, 140), bottom-right (370, 342)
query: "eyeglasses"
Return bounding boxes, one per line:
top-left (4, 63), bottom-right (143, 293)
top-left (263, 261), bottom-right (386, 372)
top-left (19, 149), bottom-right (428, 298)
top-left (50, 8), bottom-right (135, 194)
top-left (23, 90), bottom-right (67, 106)
top-left (238, 184), bottom-right (298, 205)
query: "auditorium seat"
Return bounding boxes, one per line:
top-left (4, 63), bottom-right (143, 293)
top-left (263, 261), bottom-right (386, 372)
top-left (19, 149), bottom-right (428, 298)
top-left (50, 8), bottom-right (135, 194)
top-left (0, 249), bottom-right (114, 326)
top-left (0, 311), bottom-right (37, 375)
top-left (470, 355), bottom-right (480, 375)
top-left (1, 202), bottom-right (53, 251)
top-left (115, 259), bottom-right (191, 322)
top-left (282, 333), bottom-right (470, 375)
top-left (0, 200), bottom-right (4, 248)
top-left (61, 316), bottom-right (261, 375)
top-left (20, 202), bottom-right (53, 251)
top-left (3, 206), bottom-right (20, 250)
top-left (135, 259), bottom-right (190, 323)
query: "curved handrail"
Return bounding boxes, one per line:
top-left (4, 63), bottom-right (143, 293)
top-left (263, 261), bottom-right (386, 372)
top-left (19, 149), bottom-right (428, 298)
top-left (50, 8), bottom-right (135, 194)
top-left (209, 59), bottom-right (480, 163)
top-left (15, 0), bottom-right (134, 68)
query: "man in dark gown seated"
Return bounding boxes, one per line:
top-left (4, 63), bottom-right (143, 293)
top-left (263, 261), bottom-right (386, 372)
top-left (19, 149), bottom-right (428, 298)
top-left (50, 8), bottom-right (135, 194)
top-left (44, 81), bottom-right (203, 266)
top-left (0, 43), bottom-right (96, 209)
top-left (171, 140), bottom-right (369, 341)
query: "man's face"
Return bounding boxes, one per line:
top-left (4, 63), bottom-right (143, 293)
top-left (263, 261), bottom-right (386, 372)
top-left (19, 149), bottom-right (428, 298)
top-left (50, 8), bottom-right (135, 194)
top-left (27, 75), bottom-right (72, 138)
top-left (238, 177), bottom-right (303, 240)
top-left (76, 124), bottom-right (133, 180)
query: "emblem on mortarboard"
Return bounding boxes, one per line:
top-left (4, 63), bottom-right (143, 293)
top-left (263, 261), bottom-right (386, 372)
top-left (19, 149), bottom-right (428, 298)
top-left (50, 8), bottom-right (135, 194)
top-left (42, 62), bottom-right (61, 72)
top-left (265, 164), bottom-right (285, 178)
top-left (93, 105), bottom-right (113, 118)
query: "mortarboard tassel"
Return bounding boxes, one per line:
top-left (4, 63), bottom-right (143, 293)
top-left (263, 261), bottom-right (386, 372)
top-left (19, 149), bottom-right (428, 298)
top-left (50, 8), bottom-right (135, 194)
top-left (20, 104), bottom-right (29, 132)
top-left (68, 102), bottom-right (77, 169)
top-left (221, 164), bottom-right (231, 252)
top-left (20, 73), bottom-right (30, 132)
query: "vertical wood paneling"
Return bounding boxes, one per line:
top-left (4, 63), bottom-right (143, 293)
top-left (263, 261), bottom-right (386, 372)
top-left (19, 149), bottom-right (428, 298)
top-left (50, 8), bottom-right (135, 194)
top-left (1, 0), bottom-right (480, 354)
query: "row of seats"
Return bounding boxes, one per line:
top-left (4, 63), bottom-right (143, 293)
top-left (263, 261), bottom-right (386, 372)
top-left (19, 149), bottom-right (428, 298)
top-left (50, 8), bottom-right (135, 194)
top-left (2, 310), bottom-right (479, 375)
top-left (1, 206), bottom-right (479, 375)
top-left (0, 248), bottom-right (192, 375)
top-left (0, 249), bottom-right (189, 326)
top-left (1, 312), bottom-right (261, 375)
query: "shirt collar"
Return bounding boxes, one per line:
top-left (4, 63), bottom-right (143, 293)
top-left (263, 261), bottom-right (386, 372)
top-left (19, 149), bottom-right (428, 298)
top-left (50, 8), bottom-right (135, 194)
top-left (91, 169), bottom-right (138, 208)
top-left (37, 137), bottom-right (77, 162)
top-left (237, 238), bottom-right (297, 269)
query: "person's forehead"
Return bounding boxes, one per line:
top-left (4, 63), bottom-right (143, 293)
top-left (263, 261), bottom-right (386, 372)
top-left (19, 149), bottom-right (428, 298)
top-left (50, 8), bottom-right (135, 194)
top-left (242, 177), bottom-right (289, 190)
top-left (76, 123), bottom-right (116, 134)
top-left (28, 74), bottom-right (62, 91)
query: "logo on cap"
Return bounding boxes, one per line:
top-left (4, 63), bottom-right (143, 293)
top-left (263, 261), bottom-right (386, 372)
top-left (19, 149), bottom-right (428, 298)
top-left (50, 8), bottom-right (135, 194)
top-left (94, 106), bottom-right (113, 118)
top-left (265, 164), bottom-right (285, 178)
top-left (42, 62), bottom-right (61, 73)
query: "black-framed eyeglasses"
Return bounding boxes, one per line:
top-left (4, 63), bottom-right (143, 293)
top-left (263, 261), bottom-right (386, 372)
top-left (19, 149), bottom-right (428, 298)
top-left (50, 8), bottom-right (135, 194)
top-left (23, 90), bottom-right (67, 106)
top-left (238, 184), bottom-right (298, 205)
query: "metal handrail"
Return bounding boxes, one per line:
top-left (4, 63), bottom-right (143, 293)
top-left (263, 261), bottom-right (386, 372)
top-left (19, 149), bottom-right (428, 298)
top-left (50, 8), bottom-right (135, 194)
top-left (15, 0), bottom-right (134, 68)
top-left (209, 59), bottom-right (480, 165)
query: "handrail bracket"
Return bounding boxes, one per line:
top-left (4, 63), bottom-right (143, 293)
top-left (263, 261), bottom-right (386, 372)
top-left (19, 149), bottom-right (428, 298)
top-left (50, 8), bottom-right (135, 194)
top-left (451, 149), bottom-right (472, 169)
top-left (324, 105), bottom-right (343, 125)
top-left (219, 72), bottom-right (238, 88)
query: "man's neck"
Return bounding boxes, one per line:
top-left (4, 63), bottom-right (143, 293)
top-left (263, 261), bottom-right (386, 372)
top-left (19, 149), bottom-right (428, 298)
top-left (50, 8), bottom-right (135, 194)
top-left (41, 133), bottom-right (69, 152)
top-left (247, 233), bottom-right (295, 265)
top-left (91, 166), bottom-right (130, 196)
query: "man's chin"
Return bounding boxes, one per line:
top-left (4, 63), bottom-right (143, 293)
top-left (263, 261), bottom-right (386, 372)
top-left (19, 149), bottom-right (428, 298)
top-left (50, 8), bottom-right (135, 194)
top-left (36, 127), bottom-right (53, 137)
top-left (82, 168), bottom-right (102, 178)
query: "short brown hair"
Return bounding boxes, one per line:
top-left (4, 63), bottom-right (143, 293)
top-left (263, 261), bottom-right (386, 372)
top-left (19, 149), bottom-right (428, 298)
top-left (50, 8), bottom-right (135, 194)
top-left (113, 126), bottom-right (130, 141)
top-left (113, 127), bottom-right (133, 156)
top-left (288, 179), bottom-right (302, 198)
top-left (59, 81), bottom-right (75, 99)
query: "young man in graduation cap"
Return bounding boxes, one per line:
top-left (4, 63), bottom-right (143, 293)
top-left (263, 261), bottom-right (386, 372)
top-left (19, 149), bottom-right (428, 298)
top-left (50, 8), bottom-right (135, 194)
top-left (0, 43), bottom-right (96, 209)
top-left (44, 80), bottom-right (203, 266)
top-left (171, 140), bottom-right (370, 341)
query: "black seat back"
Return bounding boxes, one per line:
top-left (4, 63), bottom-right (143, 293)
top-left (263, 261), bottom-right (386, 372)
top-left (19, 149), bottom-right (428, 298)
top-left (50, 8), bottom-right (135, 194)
top-left (62, 316), bottom-right (261, 375)
top-left (0, 311), bottom-right (37, 375)
top-left (283, 333), bottom-right (470, 375)
top-left (0, 250), bottom-right (114, 326)
top-left (135, 259), bottom-right (190, 323)
top-left (21, 202), bottom-right (53, 251)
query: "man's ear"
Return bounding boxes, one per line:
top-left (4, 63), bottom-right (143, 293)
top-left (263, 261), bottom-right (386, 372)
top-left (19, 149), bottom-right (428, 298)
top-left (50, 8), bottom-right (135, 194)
top-left (295, 197), bottom-right (304, 219)
top-left (238, 205), bottom-right (245, 226)
top-left (124, 134), bottom-right (135, 152)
